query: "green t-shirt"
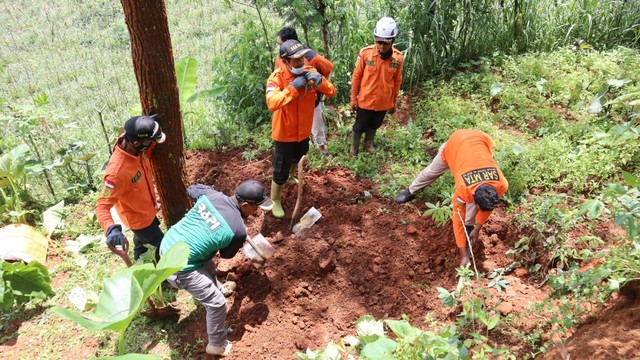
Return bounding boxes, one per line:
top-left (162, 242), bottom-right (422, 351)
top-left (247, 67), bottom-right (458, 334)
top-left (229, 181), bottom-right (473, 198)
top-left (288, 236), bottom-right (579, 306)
top-left (161, 185), bottom-right (247, 271)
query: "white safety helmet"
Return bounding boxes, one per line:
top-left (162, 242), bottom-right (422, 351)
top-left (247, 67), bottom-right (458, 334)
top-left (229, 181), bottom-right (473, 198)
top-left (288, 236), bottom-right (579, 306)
top-left (374, 17), bottom-right (398, 41)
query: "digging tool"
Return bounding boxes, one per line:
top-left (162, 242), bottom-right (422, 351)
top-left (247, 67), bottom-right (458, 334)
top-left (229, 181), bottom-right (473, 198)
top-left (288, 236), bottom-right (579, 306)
top-left (108, 241), bottom-right (180, 319)
top-left (290, 155), bottom-right (307, 231)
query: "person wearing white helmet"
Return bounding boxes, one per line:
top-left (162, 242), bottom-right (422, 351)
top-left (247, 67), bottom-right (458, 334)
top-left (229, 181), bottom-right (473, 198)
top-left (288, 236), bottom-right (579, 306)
top-left (349, 16), bottom-right (404, 156)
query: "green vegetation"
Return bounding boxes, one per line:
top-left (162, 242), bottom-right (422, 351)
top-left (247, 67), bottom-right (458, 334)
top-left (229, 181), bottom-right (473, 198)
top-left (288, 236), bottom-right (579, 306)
top-left (0, 260), bottom-right (53, 309)
top-left (53, 242), bottom-right (188, 356)
top-left (1, 0), bottom-right (639, 358)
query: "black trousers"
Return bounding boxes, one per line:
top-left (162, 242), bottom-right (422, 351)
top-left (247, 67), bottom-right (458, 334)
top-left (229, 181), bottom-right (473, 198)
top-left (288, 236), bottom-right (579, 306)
top-left (272, 138), bottom-right (309, 185)
top-left (132, 217), bottom-right (164, 260)
top-left (353, 108), bottom-right (388, 133)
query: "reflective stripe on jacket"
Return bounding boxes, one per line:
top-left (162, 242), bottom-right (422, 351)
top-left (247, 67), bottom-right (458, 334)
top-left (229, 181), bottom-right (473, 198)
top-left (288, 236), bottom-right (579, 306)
top-left (350, 45), bottom-right (403, 111)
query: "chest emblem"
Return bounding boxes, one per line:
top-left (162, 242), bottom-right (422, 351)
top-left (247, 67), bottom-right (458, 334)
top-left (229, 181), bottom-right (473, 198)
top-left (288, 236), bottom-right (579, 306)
top-left (131, 171), bottom-right (142, 183)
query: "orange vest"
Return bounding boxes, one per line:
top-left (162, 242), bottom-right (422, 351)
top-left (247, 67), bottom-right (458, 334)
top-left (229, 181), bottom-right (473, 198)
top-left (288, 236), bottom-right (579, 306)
top-left (350, 45), bottom-right (403, 111)
top-left (442, 129), bottom-right (508, 247)
top-left (266, 66), bottom-right (336, 142)
top-left (95, 137), bottom-right (158, 232)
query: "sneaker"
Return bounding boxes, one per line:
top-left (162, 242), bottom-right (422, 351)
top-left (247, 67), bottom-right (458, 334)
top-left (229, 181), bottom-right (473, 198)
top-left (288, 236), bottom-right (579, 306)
top-left (395, 189), bottom-right (415, 204)
top-left (206, 340), bottom-right (232, 357)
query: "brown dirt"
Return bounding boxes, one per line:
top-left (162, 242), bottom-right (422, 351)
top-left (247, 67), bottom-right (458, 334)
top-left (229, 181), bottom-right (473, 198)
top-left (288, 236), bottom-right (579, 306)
top-left (2, 148), bottom-right (638, 359)
top-left (541, 281), bottom-right (640, 360)
top-left (175, 150), bottom-right (522, 358)
top-left (181, 149), bottom-right (464, 359)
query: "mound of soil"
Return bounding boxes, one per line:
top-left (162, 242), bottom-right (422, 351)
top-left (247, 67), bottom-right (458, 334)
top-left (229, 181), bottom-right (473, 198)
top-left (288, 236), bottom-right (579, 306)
top-left (541, 281), bottom-right (640, 360)
top-left (180, 149), bottom-right (513, 359)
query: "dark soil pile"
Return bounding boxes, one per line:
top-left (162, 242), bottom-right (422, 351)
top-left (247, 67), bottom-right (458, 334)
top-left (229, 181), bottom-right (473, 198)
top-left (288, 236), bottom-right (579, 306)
top-left (180, 149), bottom-right (514, 359)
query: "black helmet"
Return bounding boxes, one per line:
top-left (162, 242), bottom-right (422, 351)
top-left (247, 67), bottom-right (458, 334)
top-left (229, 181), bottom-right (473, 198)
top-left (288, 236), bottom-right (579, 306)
top-left (124, 115), bottom-right (166, 143)
top-left (474, 184), bottom-right (500, 211)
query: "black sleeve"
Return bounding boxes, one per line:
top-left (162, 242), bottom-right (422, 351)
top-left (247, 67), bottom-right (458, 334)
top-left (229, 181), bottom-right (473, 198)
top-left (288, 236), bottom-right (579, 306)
top-left (187, 184), bottom-right (215, 201)
top-left (219, 234), bottom-right (246, 259)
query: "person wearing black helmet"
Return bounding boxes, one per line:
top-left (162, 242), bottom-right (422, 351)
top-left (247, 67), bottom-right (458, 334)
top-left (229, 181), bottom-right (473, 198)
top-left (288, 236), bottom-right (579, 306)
top-left (395, 129), bottom-right (509, 267)
top-left (266, 39), bottom-right (336, 219)
top-left (161, 180), bottom-right (274, 357)
top-left (95, 115), bottom-right (167, 261)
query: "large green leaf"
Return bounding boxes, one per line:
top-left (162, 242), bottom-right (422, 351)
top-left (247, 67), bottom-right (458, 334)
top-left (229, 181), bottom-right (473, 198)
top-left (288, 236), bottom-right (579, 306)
top-left (360, 337), bottom-right (397, 360)
top-left (187, 86), bottom-right (227, 103)
top-left (52, 242), bottom-right (188, 333)
top-left (43, 200), bottom-right (65, 236)
top-left (385, 319), bottom-right (419, 340)
top-left (0, 143), bottom-right (30, 178)
top-left (175, 57), bottom-right (198, 107)
top-left (3, 260), bottom-right (53, 299)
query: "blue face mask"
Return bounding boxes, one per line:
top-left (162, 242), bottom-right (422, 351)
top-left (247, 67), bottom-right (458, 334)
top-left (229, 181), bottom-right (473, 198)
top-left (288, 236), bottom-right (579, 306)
top-left (289, 65), bottom-right (304, 75)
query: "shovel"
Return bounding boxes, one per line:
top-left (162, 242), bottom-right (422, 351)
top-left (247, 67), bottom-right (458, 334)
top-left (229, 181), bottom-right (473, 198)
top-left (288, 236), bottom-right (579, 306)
top-left (290, 155), bottom-right (307, 231)
top-left (108, 240), bottom-right (180, 319)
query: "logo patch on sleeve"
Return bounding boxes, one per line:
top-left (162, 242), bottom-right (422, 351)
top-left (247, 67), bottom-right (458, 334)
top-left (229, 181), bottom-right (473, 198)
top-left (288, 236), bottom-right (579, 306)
top-left (461, 167), bottom-right (500, 186)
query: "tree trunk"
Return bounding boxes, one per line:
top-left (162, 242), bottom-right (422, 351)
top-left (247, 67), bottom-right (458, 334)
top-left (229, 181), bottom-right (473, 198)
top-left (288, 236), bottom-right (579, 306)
top-left (317, 0), bottom-right (331, 59)
top-left (120, 0), bottom-right (189, 227)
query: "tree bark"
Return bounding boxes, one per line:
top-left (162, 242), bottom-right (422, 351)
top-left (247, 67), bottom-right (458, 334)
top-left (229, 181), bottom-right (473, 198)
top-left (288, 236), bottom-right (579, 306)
top-left (120, 0), bottom-right (189, 227)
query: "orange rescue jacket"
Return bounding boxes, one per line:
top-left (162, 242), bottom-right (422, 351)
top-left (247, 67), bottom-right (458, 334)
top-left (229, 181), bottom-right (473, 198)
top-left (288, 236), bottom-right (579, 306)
top-left (95, 137), bottom-right (158, 232)
top-left (266, 65), bottom-right (336, 142)
top-left (350, 45), bottom-right (403, 111)
top-left (442, 129), bottom-right (509, 247)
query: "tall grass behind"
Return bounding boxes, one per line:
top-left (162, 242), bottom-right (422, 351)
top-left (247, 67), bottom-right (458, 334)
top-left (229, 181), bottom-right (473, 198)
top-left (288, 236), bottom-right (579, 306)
top-left (267, 0), bottom-right (639, 102)
top-left (395, 0), bottom-right (640, 90)
top-left (0, 0), bottom-right (276, 205)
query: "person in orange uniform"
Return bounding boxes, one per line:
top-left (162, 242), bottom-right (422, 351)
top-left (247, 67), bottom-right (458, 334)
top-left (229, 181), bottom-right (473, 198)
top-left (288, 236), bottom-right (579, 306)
top-left (395, 129), bottom-right (509, 267)
top-left (349, 17), bottom-right (403, 156)
top-left (266, 39), bottom-right (336, 218)
top-left (95, 115), bottom-right (166, 260)
top-left (275, 26), bottom-right (334, 158)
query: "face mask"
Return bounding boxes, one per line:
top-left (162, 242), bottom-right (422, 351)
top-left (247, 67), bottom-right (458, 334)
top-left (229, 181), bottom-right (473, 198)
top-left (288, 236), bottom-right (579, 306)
top-left (134, 141), bottom-right (152, 153)
top-left (289, 64), bottom-right (304, 75)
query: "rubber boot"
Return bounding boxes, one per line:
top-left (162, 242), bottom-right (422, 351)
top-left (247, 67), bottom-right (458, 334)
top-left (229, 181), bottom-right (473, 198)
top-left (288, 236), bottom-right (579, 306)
top-left (349, 131), bottom-right (363, 157)
top-left (364, 129), bottom-right (376, 153)
top-left (287, 164), bottom-right (299, 185)
top-left (270, 181), bottom-right (285, 219)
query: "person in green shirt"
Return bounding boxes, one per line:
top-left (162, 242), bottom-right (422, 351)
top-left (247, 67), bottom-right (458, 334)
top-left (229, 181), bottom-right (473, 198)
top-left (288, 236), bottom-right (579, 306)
top-left (161, 180), bottom-right (273, 357)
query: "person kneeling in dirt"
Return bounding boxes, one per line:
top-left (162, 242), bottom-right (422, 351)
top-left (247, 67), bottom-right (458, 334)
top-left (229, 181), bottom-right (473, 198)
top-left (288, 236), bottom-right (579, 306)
top-left (266, 39), bottom-right (336, 219)
top-left (160, 181), bottom-right (273, 357)
top-left (395, 129), bottom-right (509, 267)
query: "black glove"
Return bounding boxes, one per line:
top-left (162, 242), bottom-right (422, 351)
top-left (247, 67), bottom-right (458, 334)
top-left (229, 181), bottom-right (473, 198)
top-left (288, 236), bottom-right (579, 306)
top-left (289, 76), bottom-right (307, 90)
top-left (303, 71), bottom-right (322, 87)
top-left (106, 224), bottom-right (127, 248)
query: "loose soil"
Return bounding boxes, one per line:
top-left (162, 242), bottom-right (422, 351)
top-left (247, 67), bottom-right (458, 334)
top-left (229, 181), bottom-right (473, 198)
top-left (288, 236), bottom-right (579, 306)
top-left (2, 148), bottom-right (638, 359)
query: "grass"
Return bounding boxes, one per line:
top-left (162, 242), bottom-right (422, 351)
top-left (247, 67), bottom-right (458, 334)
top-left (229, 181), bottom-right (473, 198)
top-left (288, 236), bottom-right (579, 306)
top-left (1, 0), bottom-right (639, 357)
